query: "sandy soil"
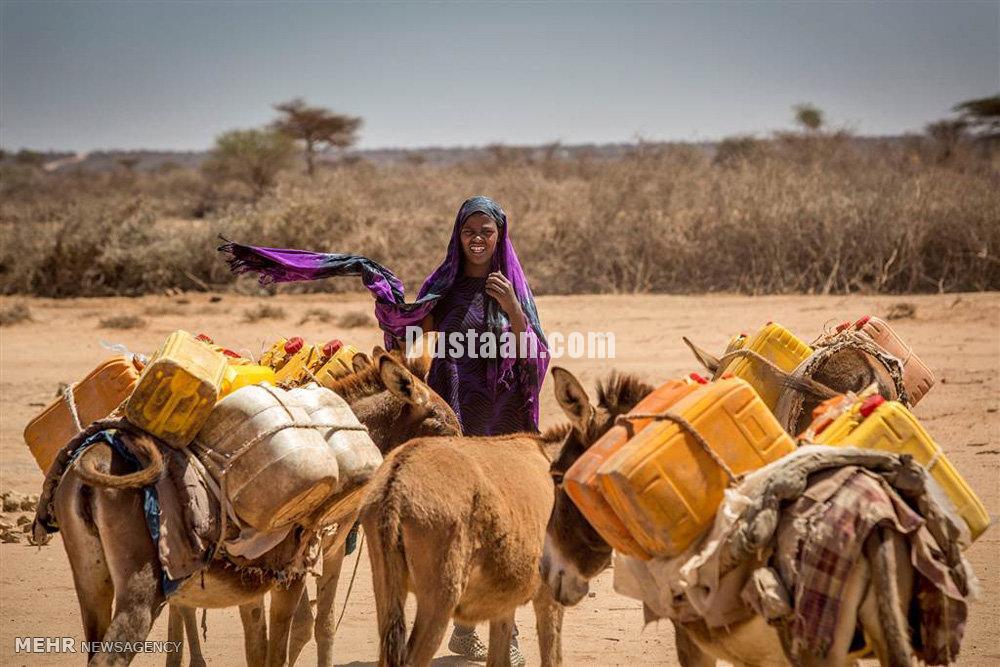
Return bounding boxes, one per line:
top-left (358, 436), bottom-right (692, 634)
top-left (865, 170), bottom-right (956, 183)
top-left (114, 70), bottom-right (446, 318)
top-left (1, 292), bottom-right (997, 666)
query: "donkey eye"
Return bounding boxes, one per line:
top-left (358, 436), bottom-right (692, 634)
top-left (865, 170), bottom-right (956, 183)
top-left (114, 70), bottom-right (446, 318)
top-left (550, 471), bottom-right (564, 484)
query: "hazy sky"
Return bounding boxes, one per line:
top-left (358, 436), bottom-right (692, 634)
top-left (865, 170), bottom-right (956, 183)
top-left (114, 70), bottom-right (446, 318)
top-left (1, 1), bottom-right (997, 152)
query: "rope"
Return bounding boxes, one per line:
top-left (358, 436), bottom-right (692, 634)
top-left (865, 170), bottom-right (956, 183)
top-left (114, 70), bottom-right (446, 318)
top-left (333, 530), bottom-right (365, 639)
top-left (615, 411), bottom-right (741, 484)
top-left (63, 385), bottom-right (83, 432)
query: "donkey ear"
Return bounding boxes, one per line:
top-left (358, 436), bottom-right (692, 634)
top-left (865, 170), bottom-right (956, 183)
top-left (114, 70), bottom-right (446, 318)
top-left (372, 345), bottom-right (387, 358)
top-left (379, 353), bottom-right (431, 407)
top-left (683, 337), bottom-right (720, 374)
top-left (552, 366), bottom-right (595, 433)
top-left (351, 352), bottom-right (373, 372)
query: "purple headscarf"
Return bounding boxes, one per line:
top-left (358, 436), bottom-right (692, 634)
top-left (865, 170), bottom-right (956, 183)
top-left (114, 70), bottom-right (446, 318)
top-left (218, 196), bottom-right (549, 417)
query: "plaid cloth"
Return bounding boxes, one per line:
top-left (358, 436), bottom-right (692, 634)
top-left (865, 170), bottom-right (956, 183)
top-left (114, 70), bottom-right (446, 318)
top-left (775, 466), bottom-right (968, 663)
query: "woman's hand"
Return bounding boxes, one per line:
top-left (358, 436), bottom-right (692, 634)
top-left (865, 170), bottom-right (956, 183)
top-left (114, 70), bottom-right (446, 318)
top-left (486, 272), bottom-right (527, 335)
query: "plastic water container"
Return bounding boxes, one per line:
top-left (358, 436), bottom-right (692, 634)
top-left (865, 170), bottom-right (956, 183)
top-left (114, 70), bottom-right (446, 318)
top-left (125, 331), bottom-right (228, 449)
top-left (312, 340), bottom-right (360, 387)
top-left (261, 337), bottom-right (324, 386)
top-left (722, 323), bottom-right (813, 411)
top-left (855, 316), bottom-right (935, 405)
top-left (222, 364), bottom-right (276, 395)
top-left (564, 378), bottom-right (700, 559)
top-left (813, 395), bottom-right (989, 542)
top-left (195, 384), bottom-right (341, 530)
top-left (289, 384), bottom-right (382, 524)
top-left (24, 355), bottom-right (144, 473)
top-left (597, 378), bottom-right (796, 557)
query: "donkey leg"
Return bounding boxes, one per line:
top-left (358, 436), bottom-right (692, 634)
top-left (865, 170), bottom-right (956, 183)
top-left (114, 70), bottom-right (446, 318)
top-left (239, 600), bottom-right (268, 667)
top-left (266, 579), bottom-right (307, 667)
top-left (486, 613), bottom-right (516, 667)
top-left (90, 560), bottom-right (166, 666)
top-left (180, 607), bottom-right (207, 667)
top-left (673, 623), bottom-right (717, 667)
top-left (532, 584), bottom-right (564, 667)
top-left (858, 528), bottom-right (914, 667)
top-left (56, 481), bottom-right (114, 653)
top-left (313, 544), bottom-right (347, 667)
top-left (166, 607), bottom-right (183, 667)
top-left (287, 586), bottom-right (314, 666)
top-left (406, 600), bottom-right (456, 667)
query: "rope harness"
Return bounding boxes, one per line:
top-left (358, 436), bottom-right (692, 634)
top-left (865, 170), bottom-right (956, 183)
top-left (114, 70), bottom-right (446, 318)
top-left (616, 411), bottom-right (743, 485)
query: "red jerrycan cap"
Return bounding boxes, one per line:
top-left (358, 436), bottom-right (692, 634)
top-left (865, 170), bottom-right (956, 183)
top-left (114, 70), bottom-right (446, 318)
top-left (859, 394), bottom-right (886, 418)
top-left (221, 348), bottom-right (242, 359)
top-left (323, 339), bottom-right (344, 357)
top-left (835, 321), bottom-right (851, 333)
top-left (284, 337), bottom-right (305, 355)
top-left (689, 372), bottom-right (710, 385)
top-left (195, 333), bottom-right (215, 343)
top-left (854, 315), bottom-right (871, 329)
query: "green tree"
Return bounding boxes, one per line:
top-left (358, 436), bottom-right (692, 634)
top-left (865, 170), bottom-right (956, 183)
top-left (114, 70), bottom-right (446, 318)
top-left (793, 103), bottom-right (824, 133)
top-left (272, 98), bottom-right (362, 176)
top-left (202, 129), bottom-right (296, 199)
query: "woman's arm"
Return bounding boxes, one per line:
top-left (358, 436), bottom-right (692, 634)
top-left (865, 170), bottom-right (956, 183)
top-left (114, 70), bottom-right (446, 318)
top-left (486, 272), bottom-right (527, 337)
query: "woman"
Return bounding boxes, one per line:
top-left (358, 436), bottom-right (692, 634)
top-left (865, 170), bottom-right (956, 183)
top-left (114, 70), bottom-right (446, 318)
top-left (220, 195), bottom-right (547, 664)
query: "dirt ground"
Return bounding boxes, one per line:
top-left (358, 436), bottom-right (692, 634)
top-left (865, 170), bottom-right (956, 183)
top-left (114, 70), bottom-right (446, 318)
top-left (1, 292), bottom-right (997, 666)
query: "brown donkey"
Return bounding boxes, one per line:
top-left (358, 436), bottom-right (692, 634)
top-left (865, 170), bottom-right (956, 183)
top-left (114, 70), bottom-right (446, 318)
top-left (362, 367), bottom-right (653, 667)
top-left (51, 351), bottom-right (459, 667)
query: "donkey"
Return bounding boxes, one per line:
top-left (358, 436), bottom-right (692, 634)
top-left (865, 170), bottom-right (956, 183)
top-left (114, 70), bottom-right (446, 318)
top-left (362, 367), bottom-right (652, 667)
top-left (540, 371), bottom-right (918, 667)
top-left (52, 350), bottom-right (460, 667)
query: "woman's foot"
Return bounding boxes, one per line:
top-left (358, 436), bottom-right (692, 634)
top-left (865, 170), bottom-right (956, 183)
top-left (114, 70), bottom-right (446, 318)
top-left (448, 626), bottom-right (488, 662)
top-left (448, 625), bottom-right (526, 666)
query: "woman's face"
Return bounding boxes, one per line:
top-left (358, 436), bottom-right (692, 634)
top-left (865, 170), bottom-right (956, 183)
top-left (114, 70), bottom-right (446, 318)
top-left (460, 212), bottom-right (499, 271)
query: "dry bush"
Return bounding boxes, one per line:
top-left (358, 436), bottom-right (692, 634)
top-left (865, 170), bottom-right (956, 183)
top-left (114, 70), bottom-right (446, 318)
top-left (1, 139), bottom-right (997, 298)
top-left (0, 303), bottom-right (31, 326)
top-left (99, 314), bottom-right (146, 329)
top-left (298, 307), bottom-right (333, 324)
top-left (243, 303), bottom-right (286, 322)
top-left (336, 310), bottom-right (373, 328)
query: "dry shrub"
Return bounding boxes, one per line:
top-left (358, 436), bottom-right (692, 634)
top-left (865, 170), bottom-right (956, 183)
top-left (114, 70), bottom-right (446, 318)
top-left (1, 139), bottom-right (997, 298)
top-left (99, 314), bottom-right (146, 329)
top-left (336, 310), bottom-right (373, 328)
top-left (243, 303), bottom-right (286, 322)
top-left (0, 303), bottom-right (31, 326)
top-left (298, 307), bottom-right (333, 324)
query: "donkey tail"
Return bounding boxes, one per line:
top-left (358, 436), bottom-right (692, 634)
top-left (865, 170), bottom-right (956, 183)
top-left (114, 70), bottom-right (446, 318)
top-left (866, 526), bottom-right (913, 667)
top-left (363, 454), bottom-right (410, 667)
top-left (76, 430), bottom-right (164, 489)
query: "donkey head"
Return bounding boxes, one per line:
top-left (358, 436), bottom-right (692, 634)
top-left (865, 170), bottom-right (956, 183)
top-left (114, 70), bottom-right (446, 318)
top-left (794, 346), bottom-right (899, 432)
top-left (541, 366), bottom-right (653, 606)
top-left (327, 347), bottom-right (461, 454)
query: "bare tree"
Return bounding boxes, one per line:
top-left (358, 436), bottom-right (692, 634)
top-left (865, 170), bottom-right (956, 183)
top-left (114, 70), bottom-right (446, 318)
top-left (272, 98), bottom-right (362, 176)
top-left (202, 129), bottom-right (296, 199)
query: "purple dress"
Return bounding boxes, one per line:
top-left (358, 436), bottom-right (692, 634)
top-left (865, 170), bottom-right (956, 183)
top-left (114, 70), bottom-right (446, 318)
top-left (428, 275), bottom-right (539, 436)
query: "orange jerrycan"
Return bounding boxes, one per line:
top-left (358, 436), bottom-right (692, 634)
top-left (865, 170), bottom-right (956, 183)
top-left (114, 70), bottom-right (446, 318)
top-left (722, 322), bottom-right (812, 411)
top-left (814, 395), bottom-right (990, 542)
top-left (125, 331), bottom-right (228, 448)
top-left (24, 355), bottom-right (144, 473)
top-left (564, 377), bottom-right (700, 559)
top-left (855, 316), bottom-right (936, 405)
top-left (597, 378), bottom-right (795, 557)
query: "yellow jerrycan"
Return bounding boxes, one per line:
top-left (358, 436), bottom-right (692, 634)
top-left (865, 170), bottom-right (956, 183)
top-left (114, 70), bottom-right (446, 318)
top-left (813, 394), bottom-right (990, 542)
top-left (722, 322), bottom-right (812, 411)
top-left (125, 331), bottom-right (228, 448)
top-left (597, 378), bottom-right (796, 557)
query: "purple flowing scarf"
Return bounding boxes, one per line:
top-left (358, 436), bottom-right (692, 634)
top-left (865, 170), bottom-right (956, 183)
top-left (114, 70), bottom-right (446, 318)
top-left (218, 196), bottom-right (549, 416)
